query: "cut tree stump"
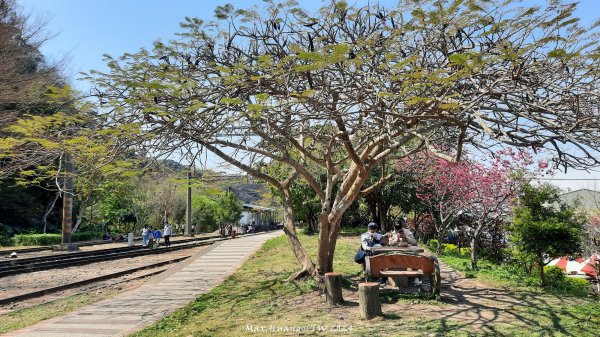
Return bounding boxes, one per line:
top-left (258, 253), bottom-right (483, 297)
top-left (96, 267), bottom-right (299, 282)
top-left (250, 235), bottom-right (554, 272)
top-left (324, 272), bottom-right (343, 305)
top-left (358, 282), bottom-right (382, 319)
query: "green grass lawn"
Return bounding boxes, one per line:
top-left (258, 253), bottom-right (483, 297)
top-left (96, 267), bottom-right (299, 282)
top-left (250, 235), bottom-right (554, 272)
top-left (130, 234), bottom-right (600, 337)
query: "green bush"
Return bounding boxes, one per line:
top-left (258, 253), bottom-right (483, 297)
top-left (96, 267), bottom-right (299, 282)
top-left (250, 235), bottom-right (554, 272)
top-left (301, 226), bottom-right (316, 236)
top-left (13, 234), bottom-right (60, 246)
top-left (12, 232), bottom-right (102, 246)
top-left (0, 223), bottom-right (14, 246)
top-left (0, 235), bottom-right (11, 247)
top-left (548, 276), bottom-right (590, 297)
top-left (340, 227), bottom-right (367, 235)
top-left (426, 239), bottom-right (438, 251)
top-left (443, 243), bottom-right (460, 256)
top-left (72, 232), bottom-right (102, 241)
top-left (542, 266), bottom-right (590, 297)
top-left (543, 266), bottom-right (565, 286)
top-left (560, 277), bottom-right (590, 297)
top-left (460, 247), bottom-right (471, 256)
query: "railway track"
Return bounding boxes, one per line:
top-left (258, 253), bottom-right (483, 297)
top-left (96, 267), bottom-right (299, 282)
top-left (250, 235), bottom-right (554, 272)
top-left (0, 234), bottom-right (220, 258)
top-left (0, 237), bottom-right (219, 278)
top-left (0, 232), bottom-right (264, 278)
top-left (0, 255), bottom-right (192, 306)
top-left (0, 235), bottom-right (219, 266)
top-left (0, 231), bottom-right (272, 309)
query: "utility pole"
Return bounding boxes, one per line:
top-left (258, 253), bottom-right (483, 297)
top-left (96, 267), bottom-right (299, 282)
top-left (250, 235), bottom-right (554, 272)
top-left (186, 167), bottom-right (192, 236)
top-left (60, 152), bottom-right (77, 250)
top-left (61, 153), bottom-right (73, 245)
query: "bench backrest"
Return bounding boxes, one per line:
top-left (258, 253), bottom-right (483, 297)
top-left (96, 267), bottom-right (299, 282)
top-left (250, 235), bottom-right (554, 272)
top-left (366, 253), bottom-right (435, 277)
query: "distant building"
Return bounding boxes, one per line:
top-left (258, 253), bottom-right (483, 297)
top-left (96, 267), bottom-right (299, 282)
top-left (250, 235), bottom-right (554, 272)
top-left (559, 189), bottom-right (600, 210)
top-left (239, 204), bottom-right (279, 230)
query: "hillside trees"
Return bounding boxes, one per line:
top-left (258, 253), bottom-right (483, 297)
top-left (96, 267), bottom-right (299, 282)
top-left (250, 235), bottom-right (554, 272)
top-left (0, 1), bottom-right (144, 243)
top-left (88, 0), bottom-right (600, 276)
top-left (0, 0), bottom-right (63, 233)
top-left (0, 0), bottom-right (60, 126)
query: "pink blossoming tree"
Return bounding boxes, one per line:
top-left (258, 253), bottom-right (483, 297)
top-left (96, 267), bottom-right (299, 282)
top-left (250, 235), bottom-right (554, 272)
top-left (398, 154), bottom-right (473, 255)
top-left (398, 149), bottom-right (542, 267)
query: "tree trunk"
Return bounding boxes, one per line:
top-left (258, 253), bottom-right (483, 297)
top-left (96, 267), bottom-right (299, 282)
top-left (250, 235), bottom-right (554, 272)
top-left (470, 237), bottom-right (478, 270)
top-left (358, 282), bottom-right (382, 319)
top-left (307, 208), bottom-right (316, 234)
top-left (378, 202), bottom-right (385, 230)
top-left (72, 204), bottom-right (85, 233)
top-left (281, 188), bottom-right (315, 279)
top-left (41, 192), bottom-right (59, 234)
top-left (436, 231), bottom-right (445, 256)
top-left (539, 256), bottom-right (545, 286)
top-left (89, 202), bottom-right (94, 228)
top-left (379, 203), bottom-right (390, 231)
top-left (413, 212), bottom-right (423, 242)
top-left (324, 272), bottom-right (343, 305)
top-left (368, 203), bottom-right (377, 226)
top-left (61, 153), bottom-right (74, 245)
top-left (317, 212), bottom-right (343, 276)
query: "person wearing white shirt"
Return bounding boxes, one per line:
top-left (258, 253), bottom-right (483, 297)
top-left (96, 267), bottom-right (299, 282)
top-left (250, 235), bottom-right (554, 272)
top-left (141, 225), bottom-right (150, 247)
top-left (163, 223), bottom-right (172, 247)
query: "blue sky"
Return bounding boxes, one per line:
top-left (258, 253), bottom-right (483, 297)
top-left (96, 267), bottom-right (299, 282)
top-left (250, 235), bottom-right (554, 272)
top-left (17, 0), bottom-right (600, 191)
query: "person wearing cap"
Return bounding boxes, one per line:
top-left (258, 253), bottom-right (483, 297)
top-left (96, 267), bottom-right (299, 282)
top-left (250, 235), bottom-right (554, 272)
top-left (360, 222), bottom-right (388, 286)
top-left (360, 222), bottom-right (384, 251)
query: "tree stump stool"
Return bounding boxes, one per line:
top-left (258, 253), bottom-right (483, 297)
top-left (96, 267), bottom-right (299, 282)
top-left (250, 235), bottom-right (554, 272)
top-left (324, 272), bottom-right (344, 305)
top-left (358, 282), bottom-right (382, 319)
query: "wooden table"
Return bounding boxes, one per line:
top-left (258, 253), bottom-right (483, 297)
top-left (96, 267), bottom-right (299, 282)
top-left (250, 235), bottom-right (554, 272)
top-left (369, 246), bottom-right (427, 289)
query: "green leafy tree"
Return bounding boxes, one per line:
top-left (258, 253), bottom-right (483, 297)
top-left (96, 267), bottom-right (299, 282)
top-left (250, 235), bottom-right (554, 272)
top-left (510, 183), bottom-right (585, 285)
top-left (363, 161), bottom-right (419, 231)
top-left (98, 181), bottom-right (136, 233)
top-left (191, 195), bottom-right (219, 232)
top-left (88, 0), bottom-right (600, 277)
top-left (216, 191), bottom-right (243, 225)
top-left (0, 0), bottom-right (65, 236)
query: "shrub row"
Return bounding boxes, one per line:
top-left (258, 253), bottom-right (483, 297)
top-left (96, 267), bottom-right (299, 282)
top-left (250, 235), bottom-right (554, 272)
top-left (426, 240), bottom-right (471, 256)
top-left (11, 232), bottom-right (102, 246)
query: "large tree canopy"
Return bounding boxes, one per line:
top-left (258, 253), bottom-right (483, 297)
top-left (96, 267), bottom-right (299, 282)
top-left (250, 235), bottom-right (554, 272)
top-left (88, 0), bottom-right (600, 276)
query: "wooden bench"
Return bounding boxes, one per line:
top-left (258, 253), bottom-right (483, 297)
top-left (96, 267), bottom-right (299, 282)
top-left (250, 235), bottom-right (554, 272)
top-left (365, 252), bottom-right (441, 298)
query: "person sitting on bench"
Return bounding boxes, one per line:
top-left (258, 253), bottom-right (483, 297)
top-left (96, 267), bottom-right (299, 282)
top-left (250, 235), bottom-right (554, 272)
top-left (361, 222), bottom-right (384, 252)
top-left (386, 218), bottom-right (417, 246)
top-left (360, 222), bottom-right (388, 285)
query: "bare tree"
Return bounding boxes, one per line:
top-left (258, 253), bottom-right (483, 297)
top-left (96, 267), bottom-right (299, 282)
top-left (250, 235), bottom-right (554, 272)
top-left (89, 0), bottom-right (600, 276)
